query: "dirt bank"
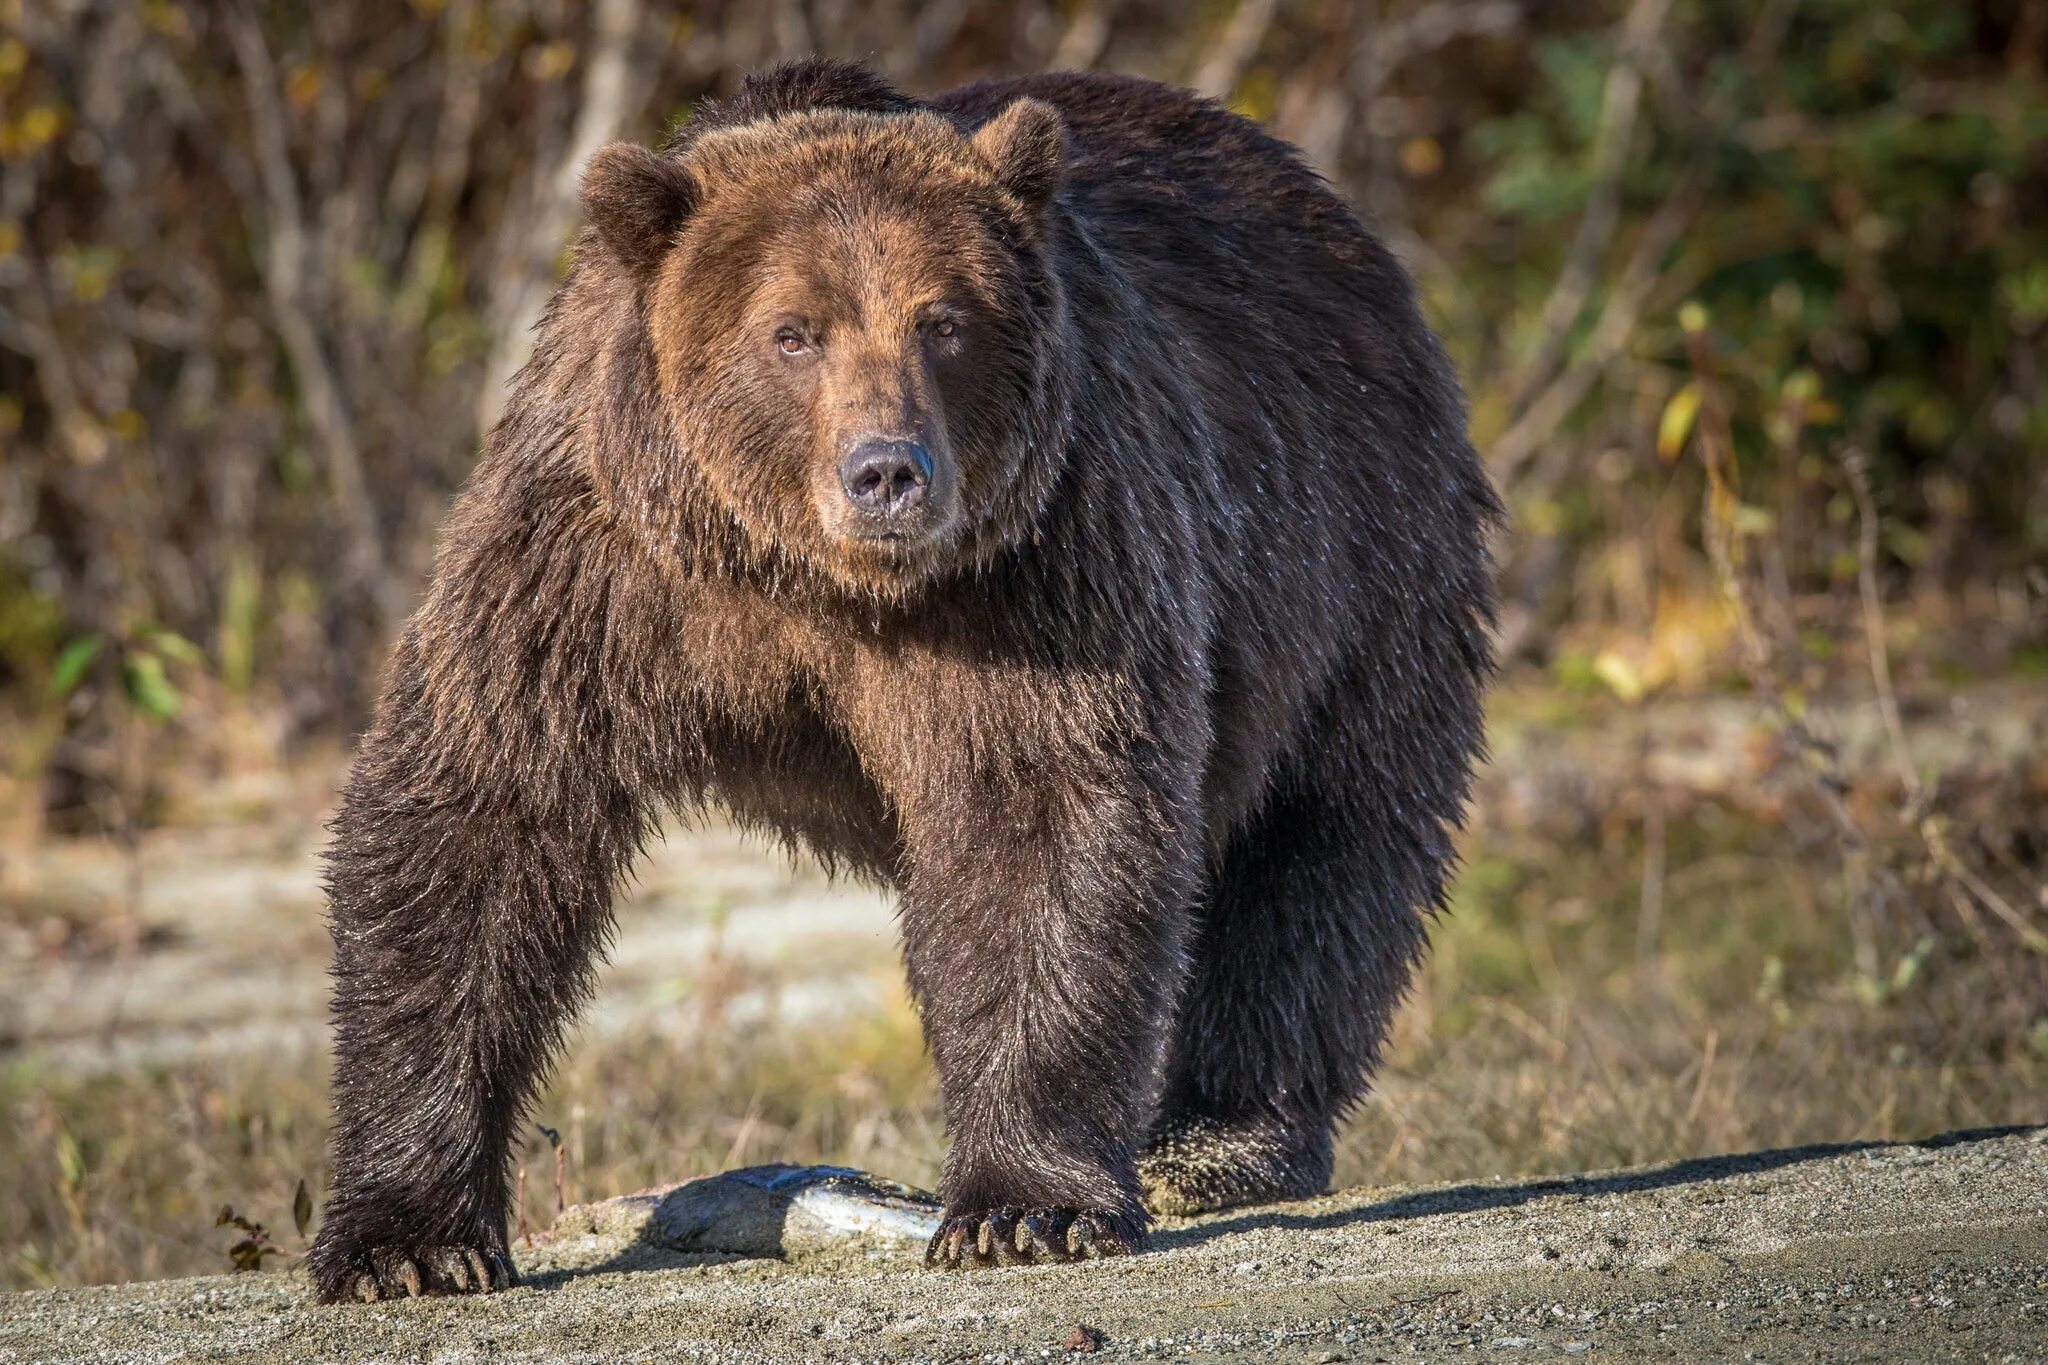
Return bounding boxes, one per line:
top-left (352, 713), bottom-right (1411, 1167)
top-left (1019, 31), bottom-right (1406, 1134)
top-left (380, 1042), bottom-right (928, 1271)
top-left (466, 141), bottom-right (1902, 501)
top-left (3, 1126), bottom-right (2042, 1363)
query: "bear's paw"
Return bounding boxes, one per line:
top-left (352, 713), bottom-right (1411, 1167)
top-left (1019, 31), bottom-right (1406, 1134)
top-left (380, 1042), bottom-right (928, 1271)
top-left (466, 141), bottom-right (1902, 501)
top-left (1138, 1115), bottom-right (1333, 1216)
top-left (924, 1205), bottom-right (1145, 1269)
top-left (315, 1240), bottom-right (517, 1303)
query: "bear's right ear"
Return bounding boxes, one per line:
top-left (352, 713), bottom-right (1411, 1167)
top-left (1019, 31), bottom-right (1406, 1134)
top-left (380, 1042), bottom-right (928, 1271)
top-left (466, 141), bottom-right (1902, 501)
top-left (581, 142), bottom-right (698, 275)
top-left (971, 98), bottom-right (1065, 216)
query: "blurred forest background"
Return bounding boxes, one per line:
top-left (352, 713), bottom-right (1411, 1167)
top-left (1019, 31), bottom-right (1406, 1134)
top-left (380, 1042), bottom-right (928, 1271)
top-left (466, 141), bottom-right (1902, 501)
top-left (2, 0), bottom-right (2045, 1292)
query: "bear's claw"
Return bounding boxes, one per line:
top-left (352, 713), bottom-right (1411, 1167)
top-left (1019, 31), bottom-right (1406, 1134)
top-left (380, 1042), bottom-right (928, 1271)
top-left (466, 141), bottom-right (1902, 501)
top-left (924, 1206), bottom-right (1140, 1269)
top-left (342, 1244), bottom-right (516, 1302)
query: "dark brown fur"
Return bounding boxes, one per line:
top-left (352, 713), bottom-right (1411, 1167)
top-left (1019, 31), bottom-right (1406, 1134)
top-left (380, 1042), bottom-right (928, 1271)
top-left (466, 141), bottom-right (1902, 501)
top-left (309, 60), bottom-right (1498, 1301)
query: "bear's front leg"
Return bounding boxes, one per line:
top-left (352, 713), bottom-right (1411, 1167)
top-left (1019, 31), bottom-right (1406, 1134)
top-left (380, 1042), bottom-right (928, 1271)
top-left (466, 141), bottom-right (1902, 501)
top-left (308, 575), bottom-right (648, 1302)
top-left (894, 726), bottom-right (1198, 1269)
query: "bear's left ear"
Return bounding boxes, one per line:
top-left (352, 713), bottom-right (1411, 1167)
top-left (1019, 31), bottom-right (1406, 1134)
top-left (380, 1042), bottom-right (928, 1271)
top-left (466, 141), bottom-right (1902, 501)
top-left (581, 142), bottom-right (698, 275)
top-left (970, 98), bottom-right (1065, 215)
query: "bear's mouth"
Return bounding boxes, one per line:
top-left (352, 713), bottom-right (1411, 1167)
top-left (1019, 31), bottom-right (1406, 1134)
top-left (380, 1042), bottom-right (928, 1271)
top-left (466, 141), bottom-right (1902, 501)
top-left (818, 512), bottom-right (970, 590)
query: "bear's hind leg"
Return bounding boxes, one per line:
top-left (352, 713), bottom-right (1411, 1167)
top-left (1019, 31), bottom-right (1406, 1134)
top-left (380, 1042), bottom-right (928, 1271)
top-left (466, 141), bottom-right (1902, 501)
top-left (1142, 759), bottom-right (1459, 1216)
top-left (1139, 1111), bottom-right (1333, 1217)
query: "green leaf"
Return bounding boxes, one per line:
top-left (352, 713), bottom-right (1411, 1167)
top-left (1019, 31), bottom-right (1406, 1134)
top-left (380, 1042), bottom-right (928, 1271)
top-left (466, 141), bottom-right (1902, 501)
top-left (1732, 503), bottom-right (1777, 536)
top-left (293, 1179), bottom-right (313, 1241)
top-left (48, 634), bottom-right (103, 699)
top-left (219, 556), bottom-right (260, 694)
top-left (1888, 936), bottom-right (1935, 995)
top-left (120, 652), bottom-right (181, 720)
top-left (138, 624), bottom-right (204, 668)
top-left (56, 1130), bottom-right (84, 1190)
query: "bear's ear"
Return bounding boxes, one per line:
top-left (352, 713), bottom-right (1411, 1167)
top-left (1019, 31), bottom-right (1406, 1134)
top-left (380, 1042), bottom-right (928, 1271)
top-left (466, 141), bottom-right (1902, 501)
top-left (581, 142), bottom-right (698, 275)
top-left (970, 98), bottom-right (1065, 215)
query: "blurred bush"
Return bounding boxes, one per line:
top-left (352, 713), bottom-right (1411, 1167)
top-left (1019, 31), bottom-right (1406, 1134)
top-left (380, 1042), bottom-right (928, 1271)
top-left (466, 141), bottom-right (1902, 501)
top-left (0, 0), bottom-right (2043, 790)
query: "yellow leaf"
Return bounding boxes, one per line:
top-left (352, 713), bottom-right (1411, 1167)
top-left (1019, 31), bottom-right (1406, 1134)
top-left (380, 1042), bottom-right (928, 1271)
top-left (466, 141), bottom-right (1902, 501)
top-left (1591, 649), bottom-right (1645, 704)
top-left (285, 62), bottom-right (324, 111)
top-left (1400, 137), bottom-right (1443, 178)
top-left (18, 104), bottom-right (62, 148)
top-left (528, 41), bottom-right (576, 82)
top-left (1524, 498), bottom-right (1564, 536)
top-left (141, 2), bottom-right (190, 39)
top-left (1657, 382), bottom-right (1702, 461)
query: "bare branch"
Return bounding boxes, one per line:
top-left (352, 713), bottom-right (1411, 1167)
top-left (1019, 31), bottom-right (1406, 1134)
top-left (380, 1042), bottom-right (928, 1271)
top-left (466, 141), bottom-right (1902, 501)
top-left (1324, 2), bottom-right (1523, 211)
top-left (1502, 0), bottom-right (1674, 418)
top-left (895, 0), bottom-right (966, 71)
top-left (1842, 448), bottom-right (2048, 952)
top-left (1346, 1), bottom-right (1523, 105)
top-left (1050, 0), bottom-right (1123, 72)
top-left (475, 0), bottom-right (647, 433)
top-left (1488, 0), bottom-right (1798, 486)
top-left (1489, 175), bottom-right (1702, 483)
top-left (223, 4), bottom-right (401, 628)
top-left (1193, 0), bottom-right (1281, 103)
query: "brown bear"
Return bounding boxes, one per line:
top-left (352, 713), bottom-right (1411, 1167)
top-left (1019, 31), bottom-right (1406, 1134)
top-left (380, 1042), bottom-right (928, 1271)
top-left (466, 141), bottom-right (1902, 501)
top-left (308, 59), bottom-right (1498, 1302)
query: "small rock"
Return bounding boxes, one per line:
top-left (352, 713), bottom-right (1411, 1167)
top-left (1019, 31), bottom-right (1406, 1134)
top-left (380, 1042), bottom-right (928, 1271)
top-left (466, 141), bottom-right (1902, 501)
top-left (1492, 1338), bottom-right (1537, 1349)
top-left (1562, 1344), bottom-right (1592, 1355)
top-left (1064, 1324), bottom-right (1104, 1354)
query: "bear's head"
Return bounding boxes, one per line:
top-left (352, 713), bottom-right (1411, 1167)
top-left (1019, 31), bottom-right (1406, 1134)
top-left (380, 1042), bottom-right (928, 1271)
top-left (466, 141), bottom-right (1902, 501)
top-left (579, 70), bottom-right (1071, 598)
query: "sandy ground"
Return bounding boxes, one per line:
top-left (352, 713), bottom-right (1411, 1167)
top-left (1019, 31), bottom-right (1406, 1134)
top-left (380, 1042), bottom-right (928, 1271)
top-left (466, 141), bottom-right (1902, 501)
top-left (2, 1126), bottom-right (2043, 1363)
top-left (0, 816), bottom-right (898, 1072)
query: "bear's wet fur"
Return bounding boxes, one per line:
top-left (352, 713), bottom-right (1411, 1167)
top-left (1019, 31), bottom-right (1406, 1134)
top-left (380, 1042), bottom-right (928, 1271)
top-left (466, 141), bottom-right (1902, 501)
top-left (309, 59), bottom-right (1498, 1301)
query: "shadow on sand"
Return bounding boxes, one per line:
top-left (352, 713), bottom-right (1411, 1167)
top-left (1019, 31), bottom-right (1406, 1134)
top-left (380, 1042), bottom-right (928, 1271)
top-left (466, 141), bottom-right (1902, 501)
top-left (1153, 1124), bottom-right (2039, 1249)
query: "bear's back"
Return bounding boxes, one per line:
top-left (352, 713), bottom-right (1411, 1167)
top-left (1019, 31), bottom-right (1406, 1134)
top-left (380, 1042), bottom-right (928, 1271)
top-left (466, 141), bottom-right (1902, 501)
top-left (932, 72), bottom-right (1493, 836)
top-left (930, 71), bottom-right (1432, 377)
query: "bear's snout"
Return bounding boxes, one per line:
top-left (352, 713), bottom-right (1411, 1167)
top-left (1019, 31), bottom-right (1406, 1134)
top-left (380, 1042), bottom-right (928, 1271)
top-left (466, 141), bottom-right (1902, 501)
top-left (838, 438), bottom-right (933, 524)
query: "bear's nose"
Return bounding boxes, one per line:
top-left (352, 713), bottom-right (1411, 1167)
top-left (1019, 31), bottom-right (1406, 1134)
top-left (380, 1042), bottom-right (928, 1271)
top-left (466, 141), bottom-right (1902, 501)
top-left (838, 439), bottom-right (932, 518)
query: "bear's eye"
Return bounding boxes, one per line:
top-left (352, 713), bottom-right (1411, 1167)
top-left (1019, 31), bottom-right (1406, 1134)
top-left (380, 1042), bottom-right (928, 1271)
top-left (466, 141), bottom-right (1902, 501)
top-left (775, 329), bottom-right (810, 357)
top-left (932, 319), bottom-right (958, 339)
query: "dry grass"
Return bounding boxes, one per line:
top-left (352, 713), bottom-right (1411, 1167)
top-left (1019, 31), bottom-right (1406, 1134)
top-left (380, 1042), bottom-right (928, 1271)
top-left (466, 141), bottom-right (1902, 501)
top-left (1343, 815), bottom-right (2047, 1189)
top-left (0, 1000), bottom-right (944, 1291)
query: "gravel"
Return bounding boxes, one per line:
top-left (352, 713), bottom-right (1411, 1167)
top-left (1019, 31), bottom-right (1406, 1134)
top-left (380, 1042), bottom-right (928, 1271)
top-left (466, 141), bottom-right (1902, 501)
top-left (3, 1126), bottom-right (2043, 1363)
